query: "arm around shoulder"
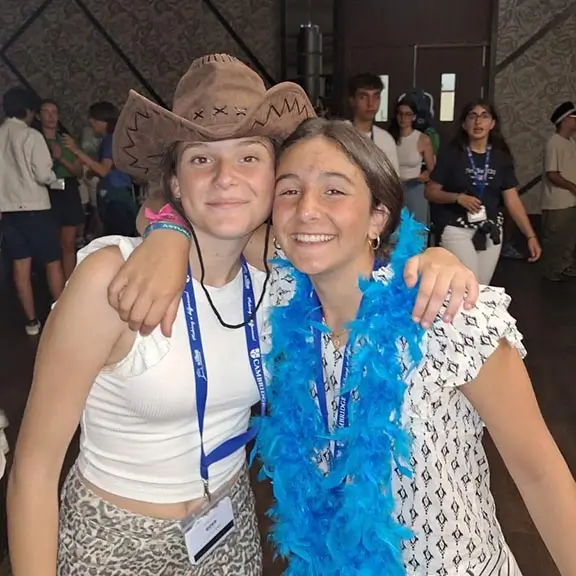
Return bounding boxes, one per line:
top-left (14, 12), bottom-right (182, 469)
top-left (8, 246), bottom-right (131, 576)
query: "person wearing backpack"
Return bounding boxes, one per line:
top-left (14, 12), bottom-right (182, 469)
top-left (389, 98), bottom-right (435, 225)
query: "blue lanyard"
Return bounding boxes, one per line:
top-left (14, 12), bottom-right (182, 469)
top-left (182, 258), bottom-right (265, 497)
top-left (311, 262), bottom-right (381, 467)
top-left (466, 145), bottom-right (491, 199)
top-left (312, 303), bottom-right (352, 468)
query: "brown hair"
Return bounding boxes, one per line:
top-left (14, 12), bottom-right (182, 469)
top-left (277, 118), bottom-right (403, 258)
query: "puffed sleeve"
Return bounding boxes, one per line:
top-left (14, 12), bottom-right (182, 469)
top-left (73, 236), bottom-right (171, 378)
top-left (424, 285), bottom-right (526, 388)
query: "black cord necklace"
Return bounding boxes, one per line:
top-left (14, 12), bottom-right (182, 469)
top-left (187, 218), bottom-right (272, 330)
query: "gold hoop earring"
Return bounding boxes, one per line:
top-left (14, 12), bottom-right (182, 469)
top-left (368, 236), bottom-right (381, 251)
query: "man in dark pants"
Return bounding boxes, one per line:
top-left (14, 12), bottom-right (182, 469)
top-left (541, 101), bottom-right (576, 281)
top-left (0, 87), bottom-right (64, 334)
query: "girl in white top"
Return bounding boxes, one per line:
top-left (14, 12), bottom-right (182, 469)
top-left (255, 118), bottom-right (576, 576)
top-left (389, 98), bottom-right (435, 226)
top-left (7, 55), bottom-right (478, 576)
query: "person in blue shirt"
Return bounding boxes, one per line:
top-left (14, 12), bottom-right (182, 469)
top-left (63, 102), bottom-right (136, 236)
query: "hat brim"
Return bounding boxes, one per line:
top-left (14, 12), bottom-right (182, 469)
top-left (554, 108), bottom-right (576, 124)
top-left (113, 82), bottom-right (315, 180)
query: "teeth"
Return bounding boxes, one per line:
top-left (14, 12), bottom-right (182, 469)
top-left (293, 234), bottom-right (334, 243)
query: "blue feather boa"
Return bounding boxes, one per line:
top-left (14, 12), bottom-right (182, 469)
top-left (256, 212), bottom-right (427, 575)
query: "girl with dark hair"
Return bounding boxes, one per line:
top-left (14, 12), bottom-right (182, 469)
top-left (62, 101), bottom-right (136, 236)
top-left (389, 98), bottom-right (435, 225)
top-left (38, 99), bottom-right (84, 279)
top-left (257, 117), bottom-right (576, 576)
top-left (425, 100), bottom-right (541, 284)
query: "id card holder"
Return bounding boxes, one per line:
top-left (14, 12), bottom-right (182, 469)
top-left (467, 205), bottom-right (487, 223)
top-left (181, 489), bottom-right (235, 565)
top-left (50, 178), bottom-right (66, 191)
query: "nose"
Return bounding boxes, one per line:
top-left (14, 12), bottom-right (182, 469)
top-left (214, 158), bottom-right (237, 189)
top-left (295, 189), bottom-right (320, 222)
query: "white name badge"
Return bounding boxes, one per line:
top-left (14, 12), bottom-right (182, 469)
top-left (49, 178), bottom-right (66, 190)
top-left (181, 496), bottom-right (235, 565)
top-left (467, 205), bottom-right (487, 223)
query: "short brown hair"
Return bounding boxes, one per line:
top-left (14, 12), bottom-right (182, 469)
top-left (276, 118), bottom-right (403, 258)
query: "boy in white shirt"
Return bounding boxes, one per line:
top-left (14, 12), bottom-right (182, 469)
top-left (0, 87), bottom-right (64, 335)
top-left (348, 73), bottom-right (399, 174)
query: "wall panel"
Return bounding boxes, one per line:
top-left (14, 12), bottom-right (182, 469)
top-left (494, 0), bottom-right (576, 213)
top-left (0, 0), bottom-right (280, 134)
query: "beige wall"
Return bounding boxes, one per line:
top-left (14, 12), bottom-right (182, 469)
top-left (0, 0), bottom-right (280, 134)
top-left (494, 0), bottom-right (576, 213)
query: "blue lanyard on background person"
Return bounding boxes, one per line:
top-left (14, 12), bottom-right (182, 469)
top-left (182, 258), bottom-right (266, 499)
top-left (466, 144), bottom-right (492, 199)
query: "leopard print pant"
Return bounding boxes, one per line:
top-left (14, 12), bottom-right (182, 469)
top-left (57, 464), bottom-right (262, 575)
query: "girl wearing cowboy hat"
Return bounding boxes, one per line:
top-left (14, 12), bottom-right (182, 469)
top-left (8, 54), bottom-right (478, 576)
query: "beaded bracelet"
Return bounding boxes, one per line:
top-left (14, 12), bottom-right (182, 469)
top-left (143, 221), bottom-right (192, 241)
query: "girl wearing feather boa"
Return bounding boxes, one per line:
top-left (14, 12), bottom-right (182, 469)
top-left (256, 118), bottom-right (576, 575)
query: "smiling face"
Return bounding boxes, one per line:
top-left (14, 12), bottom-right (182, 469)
top-left (170, 137), bottom-right (275, 241)
top-left (273, 135), bottom-right (387, 281)
top-left (464, 104), bottom-right (496, 143)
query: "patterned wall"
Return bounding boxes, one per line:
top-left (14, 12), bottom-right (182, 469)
top-left (494, 0), bottom-right (576, 213)
top-left (0, 0), bottom-right (280, 135)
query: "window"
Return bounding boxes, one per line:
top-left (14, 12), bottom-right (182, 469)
top-left (439, 73), bottom-right (456, 122)
top-left (375, 75), bottom-right (389, 123)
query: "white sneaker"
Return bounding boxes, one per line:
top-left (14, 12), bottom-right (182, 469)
top-left (25, 319), bottom-right (41, 336)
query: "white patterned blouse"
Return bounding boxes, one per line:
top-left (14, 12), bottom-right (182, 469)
top-left (269, 265), bottom-right (526, 576)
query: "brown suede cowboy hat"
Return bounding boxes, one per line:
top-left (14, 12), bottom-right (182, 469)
top-left (113, 53), bottom-right (315, 180)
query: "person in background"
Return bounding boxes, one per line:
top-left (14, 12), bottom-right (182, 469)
top-left (540, 101), bottom-right (576, 282)
top-left (63, 102), bottom-right (136, 236)
top-left (38, 99), bottom-right (85, 279)
top-left (0, 87), bottom-right (64, 335)
top-left (388, 97), bottom-right (435, 225)
top-left (80, 124), bottom-right (103, 239)
top-left (347, 73), bottom-right (399, 174)
top-left (425, 100), bottom-right (541, 285)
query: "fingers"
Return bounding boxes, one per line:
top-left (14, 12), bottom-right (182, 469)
top-left (411, 269), bottom-right (440, 327)
top-left (403, 256), bottom-right (420, 288)
top-left (418, 271), bottom-right (453, 328)
top-left (442, 270), bottom-right (479, 322)
top-left (107, 270), bottom-right (127, 312)
top-left (412, 267), bottom-right (480, 328)
top-left (160, 296), bottom-right (180, 338)
top-left (126, 293), bottom-right (154, 333)
top-left (114, 282), bottom-right (142, 324)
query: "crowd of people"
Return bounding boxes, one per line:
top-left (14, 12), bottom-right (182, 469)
top-left (2, 53), bottom-right (576, 576)
top-left (0, 89), bottom-right (139, 334)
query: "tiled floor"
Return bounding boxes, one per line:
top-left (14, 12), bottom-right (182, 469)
top-left (1, 257), bottom-right (574, 575)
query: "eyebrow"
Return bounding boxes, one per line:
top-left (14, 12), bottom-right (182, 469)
top-left (275, 171), bottom-right (354, 185)
top-left (181, 138), bottom-right (269, 153)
